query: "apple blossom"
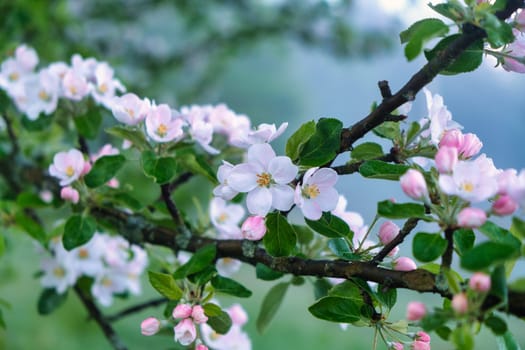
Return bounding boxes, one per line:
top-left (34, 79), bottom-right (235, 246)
top-left (145, 104), bottom-right (185, 143)
top-left (439, 129), bottom-right (463, 149)
top-left (434, 146), bottom-right (457, 173)
top-left (216, 258), bottom-right (242, 277)
top-left (111, 93), bottom-right (151, 125)
top-left (196, 344), bottom-right (209, 350)
top-left (458, 133), bottom-right (482, 158)
top-left (234, 122), bottom-right (288, 147)
top-left (415, 331), bottom-right (431, 343)
top-left (61, 69), bottom-right (90, 101)
top-left (406, 301), bottom-right (426, 321)
top-left (400, 169), bottom-right (428, 200)
top-left (173, 303), bottom-right (193, 319)
top-left (411, 340), bottom-right (430, 350)
top-left (451, 293), bottom-right (468, 314)
top-left (502, 32), bottom-right (525, 73)
top-left (90, 62), bottom-right (125, 107)
top-left (40, 255), bottom-right (78, 294)
top-left (422, 88), bottom-right (460, 145)
top-left (174, 318), bottom-right (197, 346)
top-left (49, 149), bottom-right (86, 186)
top-left (241, 216), bottom-right (267, 240)
top-left (19, 68), bottom-right (60, 120)
top-left (390, 342), bottom-right (404, 350)
top-left (228, 304), bottom-right (248, 326)
top-left (91, 270), bottom-right (128, 307)
top-left (60, 186), bottom-right (80, 204)
top-left (378, 221), bottom-right (400, 245)
top-left (141, 317), bottom-right (161, 336)
top-left (209, 197), bottom-right (244, 238)
top-left (491, 195), bottom-right (518, 216)
top-left (469, 272), bottom-right (491, 292)
top-left (191, 305), bottom-right (208, 324)
top-left (456, 207), bottom-right (487, 228)
top-left (213, 161), bottom-right (239, 200)
top-left (201, 323), bottom-right (252, 350)
top-left (394, 257), bottom-right (417, 271)
top-left (516, 10), bottom-right (525, 31)
top-left (294, 167), bottom-right (339, 220)
top-left (227, 143), bottom-right (297, 216)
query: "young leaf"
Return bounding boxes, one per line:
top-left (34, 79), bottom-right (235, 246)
top-left (328, 281), bottom-right (364, 306)
top-left (141, 150), bottom-right (178, 184)
top-left (37, 288), bottom-right (68, 315)
top-left (377, 200), bottom-right (427, 219)
top-left (207, 310), bottom-right (232, 335)
top-left (483, 12), bottom-right (515, 48)
top-left (175, 149), bottom-right (218, 184)
top-left (263, 212), bottom-right (297, 257)
top-left (510, 217), bottom-right (525, 240)
top-left (376, 286), bottom-right (397, 310)
top-left (306, 212), bottom-right (352, 239)
top-left (400, 18), bottom-right (449, 61)
top-left (105, 125), bottom-right (151, 150)
top-left (148, 271), bottom-right (183, 300)
top-left (485, 315), bottom-right (508, 335)
top-left (14, 211), bottom-right (46, 244)
top-left (479, 221), bottom-right (521, 250)
top-left (327, 238), bottom-right (353, 259)
top-left (62, 214), bottom-right (97, 251)
top-left (350, 142), bottom-right (383, 161)
top-left (84, 155), bottom-right (126, 188)
top-left (203, 303), bottom-right (223, 317)
top-left (496, 331), bottom-right (522, 350)
top-left (286, 120), bottom-right (316, 161)
top-left (490, 265), bottom-right (508, 305)
top-left (453, 229), bottom-right (475, 256)
top-left (298, 118), bottom-right (342, 166)
top-left (359, 160), bottom-right (410, 181)
top-left (313, 278), bottom-right (333, 300)
top-left (173, 245), bottom-right (217, 279)
top-left (257, 282), bottom-right (290, 333)
top-left (424, 35), bottom-right (484, 75)
top-left (211, 275), bottom-right (252, 298)
top-left (451, 324), bottom-right (475, 350)
top-left (308, 296), bottom-right (361, 323)
top-left (413, 232), bottom-right (448, 262)
top-left (0, 308), bottom-right (4, 329)
top-left (255, 263), bottom-right (284, 281)
top-left (372, 121), bottom-right (401, 141)
top-left (73, 109), bottom-right (102, 139)
top-left (461, 242), bottom-right (519, 270)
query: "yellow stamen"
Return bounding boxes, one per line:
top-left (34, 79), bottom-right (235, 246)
top-left (256, 172), bottom-right (271, 187)
top-left (69, 86), bottom-right (77, 95)
top-left (65, 165), bottom-right (75, 177)
top-left (217, 213), bottom-right (228, 224)
top-left (38, 90), bottom-right (50, 101)
top-left (461, 182), bottom-right (474, 193)
top-left (98, 83), bottom-right (108, 94)
top-left (303, 184), bottom-right (320, 199)
top-left (8, 72), bottom-right (19, 82)
top-left (78, 248), bottom-right (89, 259)
top-left (53, 267), bottom-right (65, 278)
top-left (156, 124), bottom-right (168, 137)
top-left (125, 108), bottom-right (135, 118)
top-left (102, 277), bottom-right (112, 287)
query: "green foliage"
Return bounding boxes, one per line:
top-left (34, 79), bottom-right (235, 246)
top-left (297, 118), bottom-right (342, 166)
top-left (461, 242), bottom-right (519, 270)
top-left (377, 200), bottom-right (428, 220)
top-left (372, 121), bottom-right (401, 141)
top-left (62, 214), bottom-right (97, 251)
top-left (305, 212), bottom-right (353, 239)
top-left (14, 211), bottom-right (46, 244)
top-left (485, 315), bottom-right (508, 335)
top-left (84, 155), bottom-right (126, 188)
top-left (73, 109), bottom-right (102, 139)
top-left (105, 126), bottom-right (151, 151)
top-left (453, 229), bottom-right (475, 256)
top-left (424, 35), bottom-right (484, 75)
top-left (286, 120), bottom-right (316, 162)
top-left (148, 271), bottom-right (183, 300)
top-left (37, 288), bottom-right (68, 315)
top-left (173, 244), bottom-right (217, 279)
top-left (413, 232), bottom-right (448, 262)
top-left (359, 160), bottom-right (410, 181)
top-left (496, 331), bottom-right (522, 350)
top-left (400, 18), bottom-right (449, 61)
top-left (257, 282), bottom-right (290, 333)
top-left (308, 296), bottom-right (361, 323)
top-left (327, 238), bottom-right (356, 259)
top-left (206, 309), bottom-right (233, 335)
top-left (255, 263), bottom-right (284, 281)
top-left (263, 212), bottom-right (297, 257)
top-left (211, 275), bottom-right (252, 298)
top-left (451, 324), bottom-right (475, 350)
top-left (482, 12), bottom-right (515, 48)
top-left (175, 148), bottom-right (218, 184)
top-left (141, 150), bottom-right (178, 184)
top-left (350, 142), bottom-right (383, 161)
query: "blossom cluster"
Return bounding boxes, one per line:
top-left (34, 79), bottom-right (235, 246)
top-left (501, 10), bottom-right (525, 73)
top-left (40, 233), bottom-right (148, 306)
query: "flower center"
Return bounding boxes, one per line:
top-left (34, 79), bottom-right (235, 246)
top-left (78, 248), bottom-right (89, 259)
top-left (65, 165), bottom-right (75, 177)
top-left (256, 172), bottom-right (272, 187)
top-left (102, 277), bottom-right (113, 287)
top-left (217, 213), bottom-right (228, 224)
top-left (461, 182), bottom-right (474, 193)
top-left (38, 90), bottom-right (50, 101)
top-left (69, 85), bottom-right (78, 95)
top-left (303, 184), bottom-right (320, 199)
top-left (53, 267), bottom-right (65, 278)
top-left (98, 83), bottom-right (108, 94)
top-left (125, 108), bottom-right (135, 118)
top-left (8, 72), bottom-right (20, 82)
top-left (156, 124), bottom-right (168, 137)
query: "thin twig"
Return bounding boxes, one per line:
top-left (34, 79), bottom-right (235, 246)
top-left (441, 227), bottom-right (455, 270)
top-left (161, 183), bottom-right (184, 226)
top-left (106, 298), bottom-right (167, 323)
top-left (2, 113), bottom-right (19, 156)
top-left (371, 218), bottom-right (420, 264)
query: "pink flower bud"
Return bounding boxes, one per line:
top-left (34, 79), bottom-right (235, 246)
top-left (191, 305), bottom-right (208, 324)
top-left (388, 246), bottom-right (400, 257)
top-left (394, 257), bottom-right (417, 272)
top-left (439, 129), bottom-right (463, 149)
top-left (390, 342), bottom-right (404, 350)
top-left (60, 186), bottom-right (79, 204)
top-left (491, 195), bottom-right (518, 216)
top-left (458, 133), bottom-right (482, 158)
top-left (107, 178), bottom-right (120, 188)
top-left (435, 146), bottom-right (458, 173)
top-left (172, 303), bottom-right (193, 319)
top-left (400, 169), bottom-right (428, 200)
top-left (81, 161), bottom-right (92, 176)
top-left (379, 221), bottom-right (400, 245)
top-left (241, 216), bottom-right (267, 240)
top-left (411, 340), bottom-right (430, 350)
top-left (516, 10), bottom-right (525, 31)
top-left (457, 207), bottom-right (487, 228)
top-left (406, 301), bottom-right (426, 321)
top-left (141, 317), bottom-right (161, 336)
top-left (227, 303), bottom-right (248, 326)
top-left (39, 190), bottom-right (53, 203)
top-left (469, 272), bottom-right (491, 292)
top-left (196, 345), bottom-right (209, 350)
top-left (174, 318), bottom-right (197, 346)
top-left (452, 293), bottom-right (468, 314)
top-left (416, 331), bottom-right (431, 343)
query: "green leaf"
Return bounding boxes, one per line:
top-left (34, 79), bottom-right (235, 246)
top-left (453, 229), bottom-right (475, 256)
top-left (406, 121), bottom-right (421, 144)
top-left (400, 18), bottom-right (449, 61)
top-left (429, 3), bottom-right (467, 21)
top-left (298, 118), bottom-right (342, 166)
top-left (37, 288), bottom-right (68, 315)
top-left (436, 326), bottom-right (452, 341)
top-left (62, 214), bottom-right (97, 251)
top-left (372, 121), bottom-right (401, 141)
top-left (203, 303), bottom-right (223, 317)
top-left (211, 275), bottom-right (252, 298)
top-left (510, 217), bottom-right (525, 240)
top-left (328, 281), bottom-right (364, 306)
top-left (485, 315), bottom-right (508, 335)
top-left (308, 296), bottom-right (361, 323)
top-left (263, 212), bottom-right (297, 257)
top-left (483, 12), bottom-right (515, 48)
top-left (73, 109), bottom-right (102, 139)
top-left (490, 265), bottom-right (508, 305)
top-left (188, 265), bottom-right (217, 286)
top-left (257, 282), bottom-right (290, 333)
top-left (16, 192), bottom-right (47, 208)
top-left (0, 235), bottom-right (4, 257)
top-left (479, 221), bottom-right (521, 250)
top-left (327, 238), bottom-right (354, 259)
top-left (421, 309), bottom-right (453, 331)
top-left (350, 142), bottom-right (383, 161)
top-left (14, 211), bottom-right (46, 244)
top-left (207, 310), bottom-right (232, 335)
top-left (293, 225), bottom-right (315, 245)
top-left (255, 263), bottom-right (284, 281)
top-left (105, 125), bottom-right (151, 150)
top-left (141, 150), bottom-right (178, 184)
top-left (451, 324), bottom-right (475, 350)
top-left (424, 35), bottom-right (484, 75)
top-left (413, 232), bottom-right (448, 262)
top-left (286, 120), bottom-right (316, 161)
top-left (305, 212), bottom-right (352, 239)
top-left (176, 149), bottom-right (217, 184)
top-left (0, 308), bottom-right (4, 329)
top-left (377, 200), bottom-right (427, 219)
top-left (21, 114), bottom-right (53, 131)
top-left (461, 242), bottom-right (519, 270)
top-left (173, 244), bottom-right (217, 279)
top-left (313, 278), bottom-right (333, 300)
top-left (84, 155), bottom-right (126, 188)
top-left (376, 286), bottom-right (397, 310)
top-left (496, 331), bottom-right (522, 350)
top-left (148, 271), bottom-right (183, 300)
top-left (359, 161), bottom-right (410, 181)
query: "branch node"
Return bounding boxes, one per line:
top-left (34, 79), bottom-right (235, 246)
top-left (378, 80), bottom-right (392, 99)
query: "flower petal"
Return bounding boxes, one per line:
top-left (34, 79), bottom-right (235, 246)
top-left (315, 187), bottom-right (339, 211)
top-left (228, 163), bottom-right (260, 192)
top-left (270, 184), bottom-right (295, 211)
top-left (311, 168), bottom-right (338, 188)
top-left (268, 156), bottom-right (298, 184)
top-left (301, 200), bottom-right (322, 220)
top-left (247, 143), bottom-right (275, 169)
top-left (246, 187), bottom-right (272, 216)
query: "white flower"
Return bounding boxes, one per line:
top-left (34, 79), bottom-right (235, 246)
top-left (21, 68), bottom-right (60, 120)
top-left (331, 196), bottom-right (369, 247)
top-left (201, 323), bottom-right (252, 350)
top-left (145, 104), bottom-right (184, 143)
top-left (49, 149), bottom-right (86, 186)
top-left (227, 143), bottom-right (298, 216)
top-left (209, 197), bottom-right (244, 238)
top-left (213, 161), bottom-right (239, 200)
top-left (216, 258), bottom-right (242, 277)
top-left (40, 254), bottom-right (78, 294)
top-left (233, 122), bottom-right (288, 148)
top-left (294, 167), bottom-right (339, 220)
top-left (68, 234), bottom-right (106, 277)
top-left (91, 269), bottom-right (128, 307)
top-left (61, 69), bottom-right (89, 101)
top-left (90, 62), bottom-right (125, 108)
top-left (111, 93), bottom-right (151, 125)
top-left (422, 88), bottom-right (461, 145)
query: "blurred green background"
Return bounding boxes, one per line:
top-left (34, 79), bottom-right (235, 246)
top-left (1, 0), bottom-right (525, 349)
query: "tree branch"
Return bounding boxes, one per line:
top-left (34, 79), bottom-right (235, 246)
top-left (371, 218), bottom-right (420, 264)
top-left (106, 298), bottom-right (167, 323)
